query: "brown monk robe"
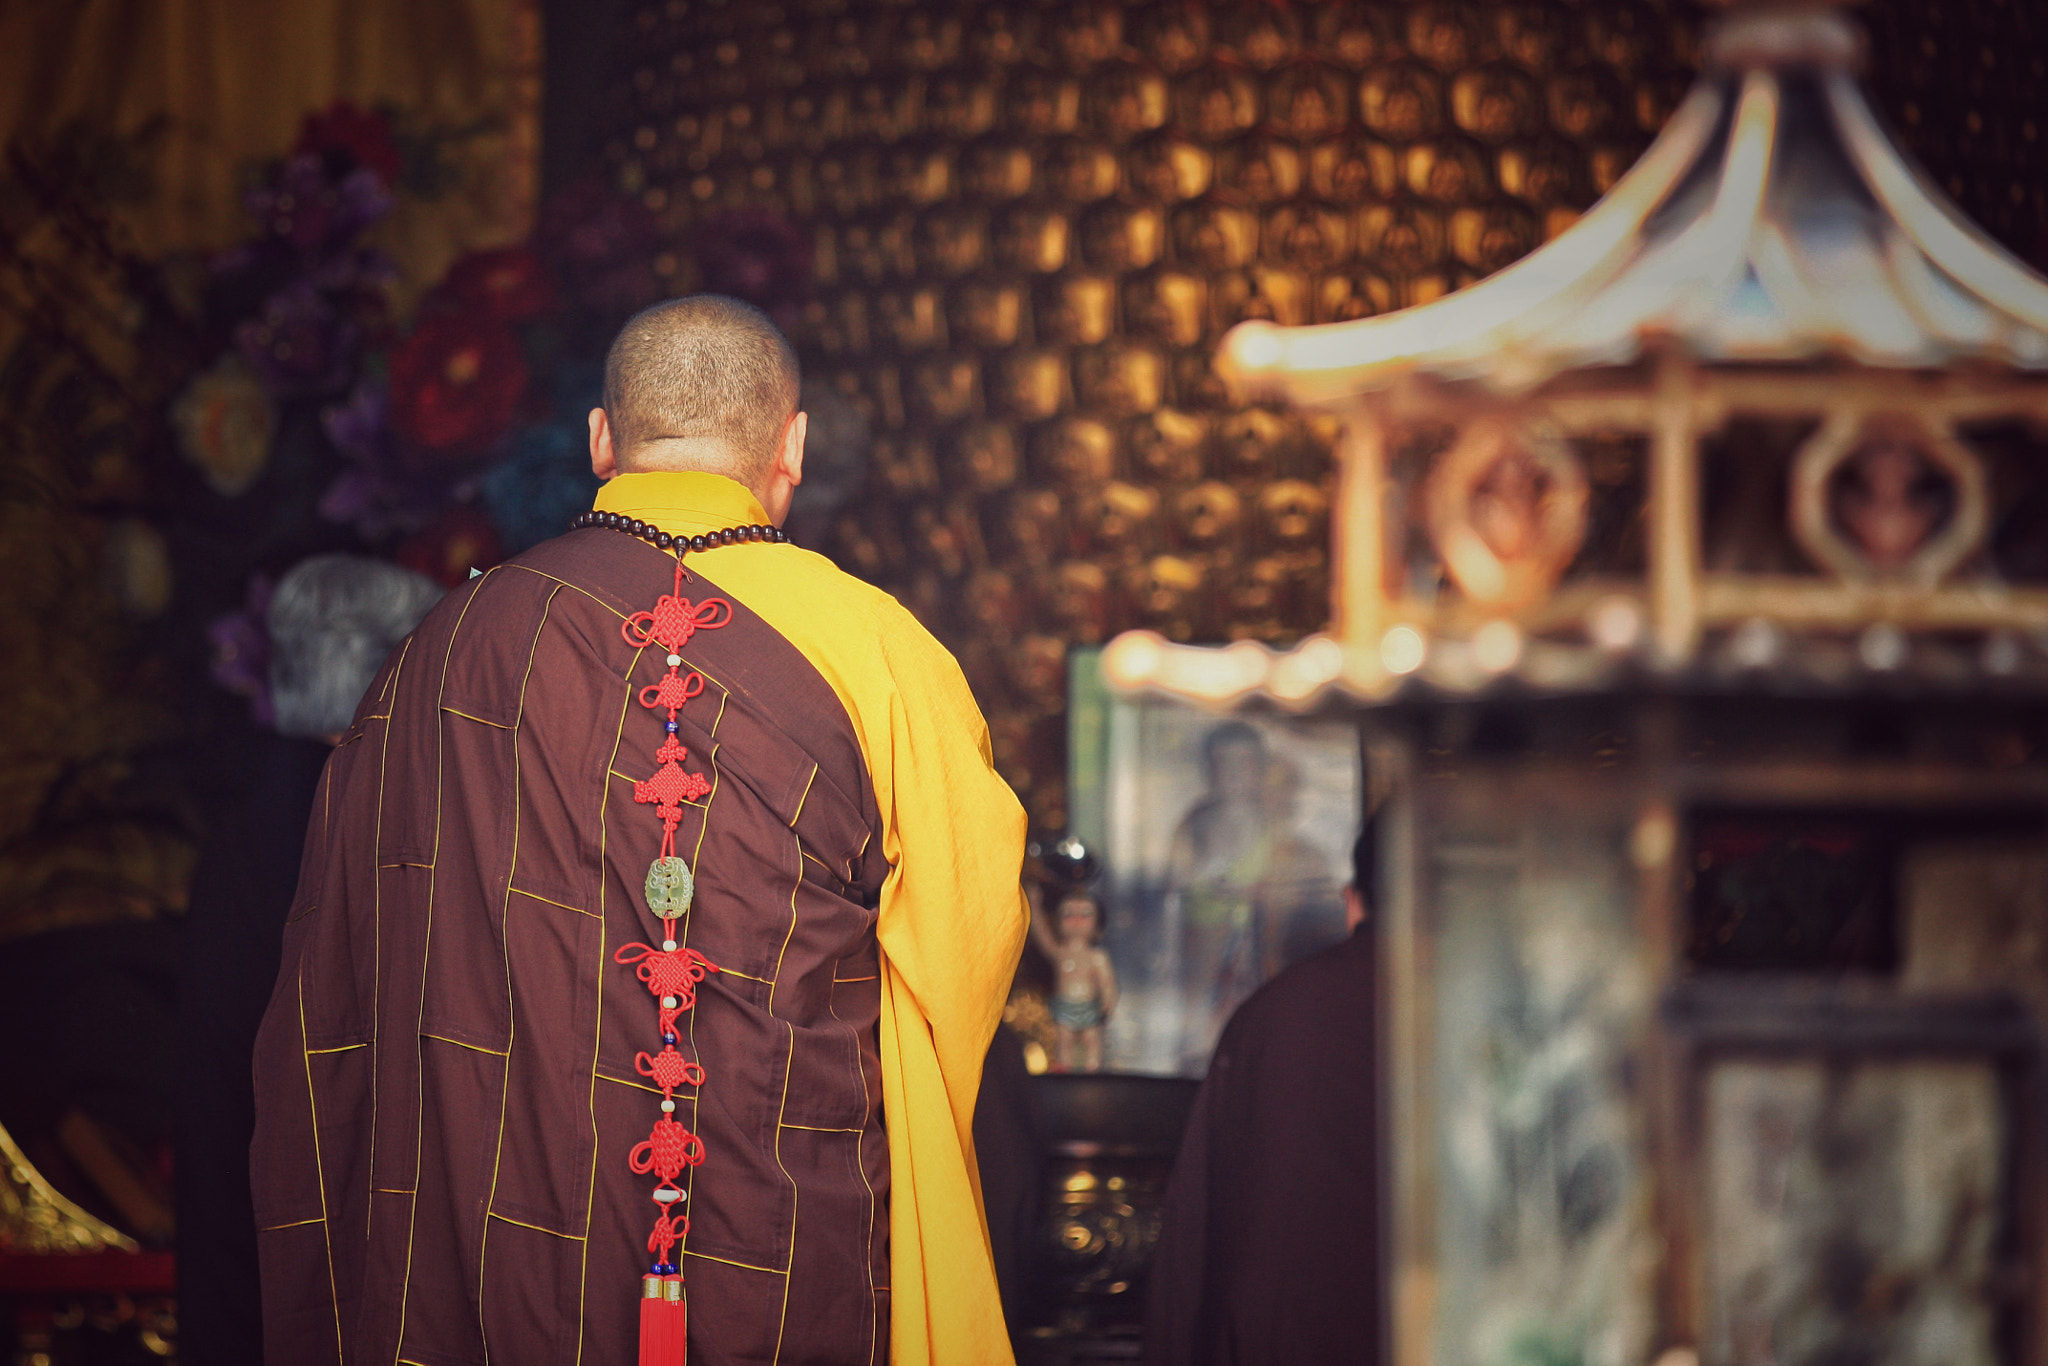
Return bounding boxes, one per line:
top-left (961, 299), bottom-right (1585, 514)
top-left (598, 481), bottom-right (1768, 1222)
top-left (1144, 822), bottom-right (1381, 1366)
top-left (253, 297), bottom-right (1026, 1366)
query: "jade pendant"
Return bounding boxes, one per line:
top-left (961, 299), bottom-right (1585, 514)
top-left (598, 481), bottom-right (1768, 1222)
top-left (645, 856), bottom-right (695, 919)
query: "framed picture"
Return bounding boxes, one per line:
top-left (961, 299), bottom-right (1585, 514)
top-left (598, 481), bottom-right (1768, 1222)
top-left (1066, 647), bottom-right (1363, 1077)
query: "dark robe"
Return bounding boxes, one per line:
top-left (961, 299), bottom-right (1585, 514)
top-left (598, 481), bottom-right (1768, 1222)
top-left (1143, 927), bottom-right (1380, 1366)
top-left (177, 733), bottom-right (333, 1365)
top-left (251, 529), bottom-right (892, 1365)
top-left (971, 1022), bottom-right (1043, 1327)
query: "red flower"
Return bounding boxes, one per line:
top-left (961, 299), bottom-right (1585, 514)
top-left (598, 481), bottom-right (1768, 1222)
top-left (396, 507), bottom-right (504, 587)
top-left (441, 247), bottom-right (559, 324)
top-left (294, 101), bottom-right (402, 185)
top-left (388, 313), bottom-right (529, 457)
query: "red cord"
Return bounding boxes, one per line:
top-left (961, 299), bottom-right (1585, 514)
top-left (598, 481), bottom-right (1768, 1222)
top-left (614, 545), bottom-right (735, 1345)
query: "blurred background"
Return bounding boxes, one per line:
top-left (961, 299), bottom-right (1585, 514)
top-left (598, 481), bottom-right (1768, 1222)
top-left (0, 0), bottom-right (2044, 1362)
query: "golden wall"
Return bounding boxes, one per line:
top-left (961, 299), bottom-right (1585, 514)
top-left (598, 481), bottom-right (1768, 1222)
top-left (595, 0), bottom-right (2042, 830)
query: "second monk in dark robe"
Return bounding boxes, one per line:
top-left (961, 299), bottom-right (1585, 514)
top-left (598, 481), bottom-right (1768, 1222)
top-left (1144, 822), bottom-right (1381, 1365)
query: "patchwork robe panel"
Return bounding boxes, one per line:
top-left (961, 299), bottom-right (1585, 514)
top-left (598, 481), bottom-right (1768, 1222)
top-left (252, 529), bottom-right (892, 1366)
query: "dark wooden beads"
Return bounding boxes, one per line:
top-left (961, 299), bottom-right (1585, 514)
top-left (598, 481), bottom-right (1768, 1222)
top-left (570, 509), bottom-right (790, 552)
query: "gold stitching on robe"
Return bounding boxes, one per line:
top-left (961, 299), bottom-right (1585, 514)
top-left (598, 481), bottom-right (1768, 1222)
top-left (509, 886), bottom-right (596, 916)
top-left (298, 979), bottom-right (345, 1362)
top-left (441, 706), bottom-right (513, 729)
top-left (572, 666), bottom-right (639, 1366)
top-left (684, 1247), bottom-right (781, 1275)
top-left (394, 574), bottom-right (485, 1339)
top-left (770, 1025), bottom-right (799, 1363)
top-left (487, 1210), bottom-right (586, 1241)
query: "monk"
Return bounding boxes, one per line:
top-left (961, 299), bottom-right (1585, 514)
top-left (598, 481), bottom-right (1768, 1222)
top-left (251, 295), bottom-right (1029, 1366)
top-left (1144, 816), bottom-right (1381, 1365)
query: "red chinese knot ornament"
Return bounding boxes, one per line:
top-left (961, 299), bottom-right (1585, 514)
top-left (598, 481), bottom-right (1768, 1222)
top-left (614, 551), bottom-right (732, 1366)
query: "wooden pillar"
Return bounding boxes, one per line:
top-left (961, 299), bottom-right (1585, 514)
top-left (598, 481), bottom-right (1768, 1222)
top-left (1649, 355), bottom-right (1700, 668)
top-left (1336, 409), bottom-right (1388, 657)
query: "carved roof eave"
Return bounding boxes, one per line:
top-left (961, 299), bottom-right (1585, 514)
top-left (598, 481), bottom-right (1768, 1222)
top-left (1216, 14), bottom-right (2048, 412)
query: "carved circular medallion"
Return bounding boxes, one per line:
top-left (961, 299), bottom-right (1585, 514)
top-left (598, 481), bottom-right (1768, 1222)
top-left (1426, 415), bottom-right (1590, 610)
top-left (1789, 409), bottom-right (1988, 586)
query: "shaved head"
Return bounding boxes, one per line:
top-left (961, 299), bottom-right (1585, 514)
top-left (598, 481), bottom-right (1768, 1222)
top-left (601, 294), bottom-right (800, 484)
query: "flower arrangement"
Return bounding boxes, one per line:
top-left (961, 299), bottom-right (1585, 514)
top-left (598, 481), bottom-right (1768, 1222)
top-left (186, 103), bottom-right (810, 724)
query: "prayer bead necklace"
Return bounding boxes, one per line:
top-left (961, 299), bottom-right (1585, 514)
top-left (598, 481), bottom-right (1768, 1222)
top-left (569, 508), bottom-right (789, 553)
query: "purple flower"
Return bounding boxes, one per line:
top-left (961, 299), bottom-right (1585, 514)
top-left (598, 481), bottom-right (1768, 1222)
top-left (208, 575), bottom-right (275, 727)
top-left (318, 377), bottom-right (497, 539)
top-left (318, 461), bottom-right (455, 542)
top-left (236, 281), bottom-right (360, 397)
top-left (319, 380), bottom-right (426, 538)
top-left (307, 245), bottom-right (399, 297)
top-left (246, 153), bottom-right (393, 259)
top-left (320, 376), bottom-right (393, 465)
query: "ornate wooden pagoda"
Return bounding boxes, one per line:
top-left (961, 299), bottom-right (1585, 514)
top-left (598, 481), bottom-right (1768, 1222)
top-left (1104, 3), bottom-right (2048, 710)
top-left (1106, 5), bottom-right (2048, 1366)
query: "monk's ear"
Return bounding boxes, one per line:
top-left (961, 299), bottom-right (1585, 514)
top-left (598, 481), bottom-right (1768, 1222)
top-left (589, 408), bottom-right (618, 481)
top-left (760, 410), bottom-right (808, 526)
top-left (776, 409), bottom-right (807, 488)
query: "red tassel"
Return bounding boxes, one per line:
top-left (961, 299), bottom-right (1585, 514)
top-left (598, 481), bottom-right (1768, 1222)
top-left (639, 1273), bottom-right (687, 1365)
